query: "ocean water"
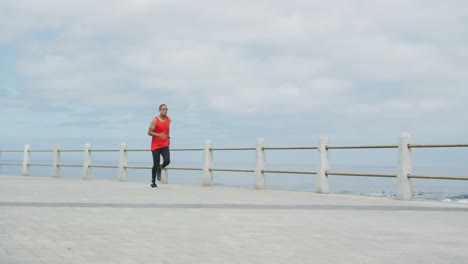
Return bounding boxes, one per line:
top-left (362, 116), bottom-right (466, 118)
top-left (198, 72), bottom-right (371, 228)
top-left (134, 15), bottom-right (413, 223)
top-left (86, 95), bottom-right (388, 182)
top-left (1, 147), bottom-right (467, 203)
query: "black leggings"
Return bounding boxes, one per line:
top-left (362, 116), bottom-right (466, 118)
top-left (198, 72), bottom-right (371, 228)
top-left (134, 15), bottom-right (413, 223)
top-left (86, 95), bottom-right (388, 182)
top-left (151, 147), bottom-right (170, 183)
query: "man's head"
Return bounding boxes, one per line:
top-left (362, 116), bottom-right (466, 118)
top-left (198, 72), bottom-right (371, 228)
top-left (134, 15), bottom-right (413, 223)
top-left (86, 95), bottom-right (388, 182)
top-left (159, 104), bottom-right (168, 117)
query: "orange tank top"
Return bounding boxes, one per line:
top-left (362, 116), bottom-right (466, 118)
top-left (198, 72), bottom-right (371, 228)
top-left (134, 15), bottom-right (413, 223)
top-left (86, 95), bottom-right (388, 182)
top-left (151, 116), bottom-right (171, 151)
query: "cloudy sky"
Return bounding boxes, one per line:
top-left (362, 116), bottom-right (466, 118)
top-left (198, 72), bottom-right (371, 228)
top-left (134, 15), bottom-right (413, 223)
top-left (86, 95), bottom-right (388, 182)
top-left (1, 0), bottom-right (468, 153)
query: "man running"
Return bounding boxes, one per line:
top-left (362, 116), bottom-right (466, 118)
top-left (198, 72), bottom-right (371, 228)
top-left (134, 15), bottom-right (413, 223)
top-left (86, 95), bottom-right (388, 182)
top-left (147, 104), bottom-right (171, 188)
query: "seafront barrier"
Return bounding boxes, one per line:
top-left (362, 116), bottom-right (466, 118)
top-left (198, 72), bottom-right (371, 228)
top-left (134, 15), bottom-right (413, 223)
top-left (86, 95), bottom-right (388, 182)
top-left (1, 132), bottom-right (468, 201)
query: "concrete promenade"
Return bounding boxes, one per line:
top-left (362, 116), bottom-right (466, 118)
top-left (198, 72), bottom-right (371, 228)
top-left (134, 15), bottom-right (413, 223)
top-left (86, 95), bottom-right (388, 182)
top-left (1, 175), bottom-right (467, 264)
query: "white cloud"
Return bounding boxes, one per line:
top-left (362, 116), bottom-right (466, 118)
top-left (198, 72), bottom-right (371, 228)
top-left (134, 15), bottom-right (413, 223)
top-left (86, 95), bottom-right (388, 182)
top-left (1, 0), bottom-right (468, 143)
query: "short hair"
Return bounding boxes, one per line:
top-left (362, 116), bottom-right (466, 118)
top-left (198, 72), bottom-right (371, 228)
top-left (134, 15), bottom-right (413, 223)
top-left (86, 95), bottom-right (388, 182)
top-left (159, 104), bottom-right (167, 110)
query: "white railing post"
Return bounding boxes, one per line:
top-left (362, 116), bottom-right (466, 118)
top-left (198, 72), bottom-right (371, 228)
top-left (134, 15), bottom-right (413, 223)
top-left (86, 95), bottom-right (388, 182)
top-left (316, 136), bottom-right (330, 193)
top-left (22, 144), bottom-right (30, 176)
top-left (160, 154), bottom-right (169, 184)
top-left (202, 140), bottom-right (213, 186)
top-left (397, 132), bottom-right (413, 200)
top-left (52, 144), bottom-right (61, 178)
top-left (83, 143), bottom-right (92, 180)
top-left (118, 143), bottom-right (127, 181)
top-left (255, 138), bottom-right (266, 189)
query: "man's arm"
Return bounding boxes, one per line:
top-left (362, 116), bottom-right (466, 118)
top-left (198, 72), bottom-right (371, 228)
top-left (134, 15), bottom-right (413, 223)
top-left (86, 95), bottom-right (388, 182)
top-left (148, 118), bottom-right (159, 137)
top-left (168, 119), bottom-right (171, 139)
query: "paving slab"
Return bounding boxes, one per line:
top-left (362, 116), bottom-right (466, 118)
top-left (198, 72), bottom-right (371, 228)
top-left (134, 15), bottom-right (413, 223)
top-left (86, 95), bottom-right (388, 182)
top-left (0, 175), bottom-right (467, 264)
